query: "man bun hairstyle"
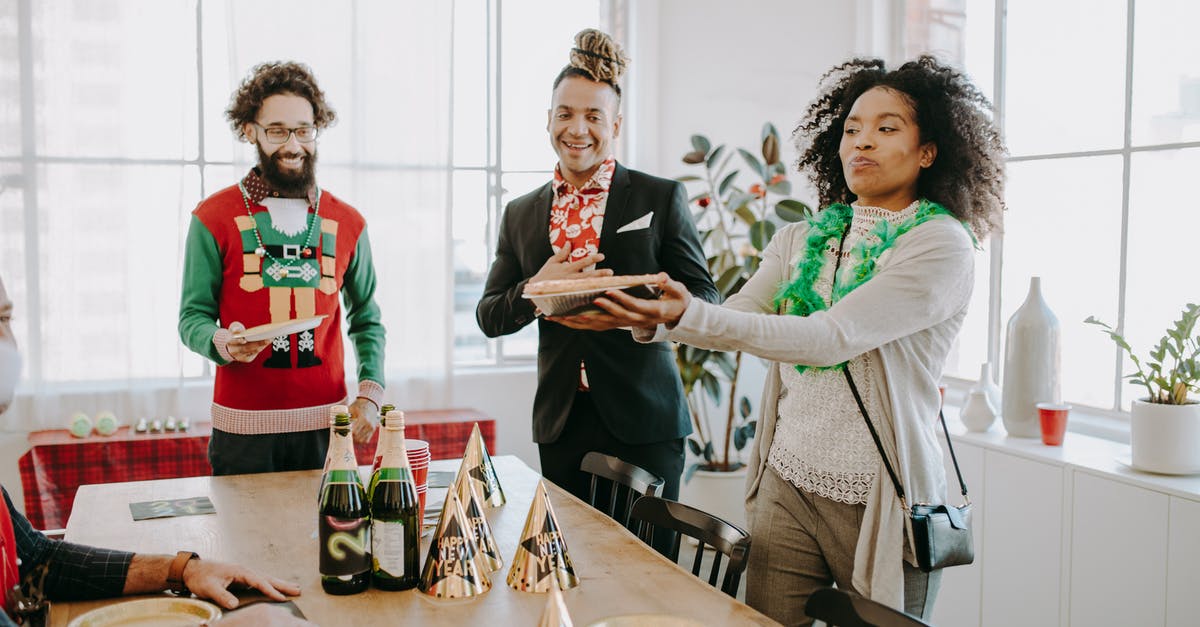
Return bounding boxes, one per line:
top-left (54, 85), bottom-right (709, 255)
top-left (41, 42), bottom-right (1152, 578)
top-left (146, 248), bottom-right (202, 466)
top-left (553, 28), bottom-right (630, 99)
top-left (226, 61), bottom-right (337, 142)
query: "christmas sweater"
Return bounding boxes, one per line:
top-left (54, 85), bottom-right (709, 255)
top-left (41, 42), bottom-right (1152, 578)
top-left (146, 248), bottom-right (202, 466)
top-left (179, 171), bottom-right (385, 435)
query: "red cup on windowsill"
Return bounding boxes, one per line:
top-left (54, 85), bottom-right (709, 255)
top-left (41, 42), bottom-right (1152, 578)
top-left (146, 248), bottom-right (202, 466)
top-left (1037, 402), bottom-right (1071, 446)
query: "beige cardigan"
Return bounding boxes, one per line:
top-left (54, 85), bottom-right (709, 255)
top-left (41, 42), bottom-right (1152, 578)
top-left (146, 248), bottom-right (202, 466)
top-left (638, 213), bottom-right (974, 608)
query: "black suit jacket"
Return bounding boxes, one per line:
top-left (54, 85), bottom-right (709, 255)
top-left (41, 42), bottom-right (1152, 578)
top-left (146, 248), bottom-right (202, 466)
top-left (476, 163), bottom-right (719, 445)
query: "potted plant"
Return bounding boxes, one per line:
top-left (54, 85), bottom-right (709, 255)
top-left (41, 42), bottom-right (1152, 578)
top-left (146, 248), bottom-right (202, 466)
top-left (1086, 303), bottom-right (1200, 474)
top-left (675, 123), bottom-right (812, 486)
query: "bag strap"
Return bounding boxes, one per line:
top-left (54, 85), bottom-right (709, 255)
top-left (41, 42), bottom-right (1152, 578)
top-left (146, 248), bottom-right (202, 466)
top-left (829, 215), bottom-right (969, 506)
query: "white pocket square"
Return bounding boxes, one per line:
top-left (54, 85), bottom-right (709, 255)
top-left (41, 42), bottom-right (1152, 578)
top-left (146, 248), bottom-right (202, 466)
top-left (616, 211), bottom-right (653, 233)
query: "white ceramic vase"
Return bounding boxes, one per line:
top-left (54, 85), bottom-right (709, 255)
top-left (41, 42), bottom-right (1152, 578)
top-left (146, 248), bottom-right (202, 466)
top-left (972, 362), bottom-right (1002, 413)
top-left (1001, 277), bottom-right (1061, 438)
top-left (1130, 399), bottom-right (1200, 474)
top-left (961, 389), bottom-right (998, 432)
top-left (679, 466), bottom-right (748, 530)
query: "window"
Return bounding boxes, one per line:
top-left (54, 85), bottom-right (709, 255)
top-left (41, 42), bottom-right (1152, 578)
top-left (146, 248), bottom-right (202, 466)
top-left (452, 0), bottom-right (606, 365)
top-left (0, 0), bottom-right (608, 405)
top-left (907, 0), bottom-right (1200, 413)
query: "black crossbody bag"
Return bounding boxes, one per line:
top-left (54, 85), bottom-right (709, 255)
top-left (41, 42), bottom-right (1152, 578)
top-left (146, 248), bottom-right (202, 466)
top-left (830, 218), bottom-right (974, 573)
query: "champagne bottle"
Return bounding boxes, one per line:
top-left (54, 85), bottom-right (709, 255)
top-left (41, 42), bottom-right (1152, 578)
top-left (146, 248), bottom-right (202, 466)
top-left (317, 404), bottom-right (350, 501)
top-left (368, 403), bottom-right (397, 500)
top-left (318, 411), bottom-right (371, 595)
top-left (370, 410), bottom-right (420, 590)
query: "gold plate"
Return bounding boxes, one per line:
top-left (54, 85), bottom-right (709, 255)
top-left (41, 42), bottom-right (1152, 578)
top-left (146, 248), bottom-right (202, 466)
top-left (67, 598), bottom-right (222, 627)
top-left (588, 615), bottom-right (707, 627)
top-left (231, 314), bottom-right (327, 342)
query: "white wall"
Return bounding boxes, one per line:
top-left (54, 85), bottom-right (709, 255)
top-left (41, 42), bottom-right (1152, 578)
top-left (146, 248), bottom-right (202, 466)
top-left (627, 0), bottom-right (874, 180)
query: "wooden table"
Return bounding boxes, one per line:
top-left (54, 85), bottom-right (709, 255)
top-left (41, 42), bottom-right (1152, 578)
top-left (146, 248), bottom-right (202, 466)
top-left (52, 456), bottom-right (776, 626)
top-left (20, 409), bottom-right (495, 531)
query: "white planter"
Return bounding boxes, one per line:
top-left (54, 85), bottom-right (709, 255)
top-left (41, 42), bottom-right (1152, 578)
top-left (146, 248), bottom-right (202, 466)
top-left (679, 465), bottom-right (748, 530)
top-left (1130, 399), bottom-right (1200, 475)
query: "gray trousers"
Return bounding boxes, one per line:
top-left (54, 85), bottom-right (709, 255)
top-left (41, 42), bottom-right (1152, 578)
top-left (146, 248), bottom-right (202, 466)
top-left (746, 467), bottom-right (940, 626)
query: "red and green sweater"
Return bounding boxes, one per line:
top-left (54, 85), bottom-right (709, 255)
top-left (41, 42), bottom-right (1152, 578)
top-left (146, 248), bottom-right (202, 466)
top-left (179, 170), bottom-right (385, 435)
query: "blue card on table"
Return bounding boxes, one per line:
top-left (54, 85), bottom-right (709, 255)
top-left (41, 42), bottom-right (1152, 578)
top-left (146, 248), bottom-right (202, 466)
top-left (129, 496), bottom-right (216, 521)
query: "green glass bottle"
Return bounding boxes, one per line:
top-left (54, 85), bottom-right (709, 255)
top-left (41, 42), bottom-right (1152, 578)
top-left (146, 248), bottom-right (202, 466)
top-left (318, 412), bottom-right (370, 595)
top-left (368, 403), bottom-right (397, 501)
top-left (370, 410), bottom-right (420, 590)
top-left (317, 404), bottom-right (350, 501)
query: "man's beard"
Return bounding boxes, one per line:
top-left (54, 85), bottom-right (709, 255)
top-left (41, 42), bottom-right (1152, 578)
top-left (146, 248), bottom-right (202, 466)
top-left (257, 143), bottom-right (317, 197)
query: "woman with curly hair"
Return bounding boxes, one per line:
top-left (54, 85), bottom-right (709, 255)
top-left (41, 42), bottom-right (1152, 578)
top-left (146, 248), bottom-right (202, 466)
top-left (578, 56), bottom-right (1005, 623)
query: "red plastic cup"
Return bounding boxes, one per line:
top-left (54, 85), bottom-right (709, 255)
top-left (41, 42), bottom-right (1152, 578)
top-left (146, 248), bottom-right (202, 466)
top-left (1037, 402), bottom-right (1071, 446)
top-left (416, 485), bottom-right (428, 524)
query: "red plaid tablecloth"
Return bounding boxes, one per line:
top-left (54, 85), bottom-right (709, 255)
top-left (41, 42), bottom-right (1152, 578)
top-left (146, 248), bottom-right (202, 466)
top-left (18, 409), bottom-right (495, 531)
top-left (18, 423), bottom-right (213, 531)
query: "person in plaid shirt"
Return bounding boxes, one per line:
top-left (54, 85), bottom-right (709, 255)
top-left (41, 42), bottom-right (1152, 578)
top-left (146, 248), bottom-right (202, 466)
top-left (1, 276), bottom-right (313, 626)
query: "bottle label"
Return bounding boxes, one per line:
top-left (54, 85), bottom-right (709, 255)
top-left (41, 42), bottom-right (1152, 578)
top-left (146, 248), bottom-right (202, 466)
top-left (319, 515), bottom-right (371, 576)
top-left (371, 519), bottom-right (407, 577)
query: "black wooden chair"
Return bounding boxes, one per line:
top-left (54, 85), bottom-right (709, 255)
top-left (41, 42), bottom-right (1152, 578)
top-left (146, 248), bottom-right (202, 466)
top-left (579, 451), bottom-right (664, 531)
top-left (628, 495), bottom-right (751, 597)
top-left (804, 587), bottom-right (935, 627)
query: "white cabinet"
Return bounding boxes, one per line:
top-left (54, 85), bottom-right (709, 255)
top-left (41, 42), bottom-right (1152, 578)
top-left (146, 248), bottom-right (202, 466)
top-left (931, 441), bottom-right (984, 627)
top-left (980, 452), bottom-right (1064, 627)
top-left (1167, 497), bottom-right (1200, 627)
top-left (1070, 472), bottom-right (1168, 626)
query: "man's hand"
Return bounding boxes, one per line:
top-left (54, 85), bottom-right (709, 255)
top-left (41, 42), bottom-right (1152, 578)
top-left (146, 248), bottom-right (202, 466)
top-left (226, 322), bottom-right (271, 363)
top-left (349, 397), bottom-right (379, 443)
top-left (590, 273), bottom-right (692, 328)
top-left (182, 559), bottom-right (301, 610)
top-left (547, 311), bottom-right (631, 331)
top-left (528, 247), bottom-right (613, 284)
top-left (211, 604), bottom-right (315, 626)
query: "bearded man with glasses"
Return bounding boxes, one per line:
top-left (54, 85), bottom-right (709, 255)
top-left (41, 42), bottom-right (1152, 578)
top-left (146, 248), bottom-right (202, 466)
top-left (179, 61), bottom-right (386, 475)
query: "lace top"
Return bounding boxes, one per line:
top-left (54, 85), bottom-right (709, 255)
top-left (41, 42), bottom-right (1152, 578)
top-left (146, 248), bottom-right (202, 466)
top-left (768, 201), bottom-right (919, 504)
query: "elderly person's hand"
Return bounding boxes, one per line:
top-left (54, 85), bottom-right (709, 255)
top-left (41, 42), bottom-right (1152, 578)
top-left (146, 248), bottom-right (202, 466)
top-left (589, 273), bottom-right (693, 329)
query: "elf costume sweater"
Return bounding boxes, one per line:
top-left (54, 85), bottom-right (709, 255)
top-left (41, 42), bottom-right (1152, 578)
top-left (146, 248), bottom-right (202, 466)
top-left (179, 170), bottom-right (385, 435)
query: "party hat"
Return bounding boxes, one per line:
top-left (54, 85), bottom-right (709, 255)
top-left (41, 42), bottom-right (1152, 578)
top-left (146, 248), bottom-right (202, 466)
top-left (537, 577), bottom-right (574, 627)
top-left (418, 489), bottom-right (491, 598)
top-left (506, 481), bottom-right (578, 592)
top-left (459, 422), bottom-right (506, 507)
top-left (455, 470), bottom-right (504, 573)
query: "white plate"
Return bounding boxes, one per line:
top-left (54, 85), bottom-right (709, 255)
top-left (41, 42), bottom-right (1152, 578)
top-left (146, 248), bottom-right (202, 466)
top-left (232, 315), bottom-right (327, 342)
top-left (522, 284), bottom-right (660, 317)
top-left (68, 598), bottom-right (222, 627)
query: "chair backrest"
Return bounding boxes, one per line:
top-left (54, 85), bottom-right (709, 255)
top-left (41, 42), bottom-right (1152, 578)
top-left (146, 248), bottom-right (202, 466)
top-left (804, 587), bottom-right (936, 627)
top-left (579, 452), bottom-right (664, 530)
top-left (628, 495), bottom-right (751, 597)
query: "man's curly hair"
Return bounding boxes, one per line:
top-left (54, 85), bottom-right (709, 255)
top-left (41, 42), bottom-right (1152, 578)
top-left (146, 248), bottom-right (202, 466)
top-left (226, 61), bottom-right (336, 141)
top-left (795, 56), bottom-right (1006, 238)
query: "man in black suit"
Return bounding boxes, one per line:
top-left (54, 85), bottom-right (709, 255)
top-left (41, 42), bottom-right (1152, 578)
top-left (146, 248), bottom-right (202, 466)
top-left (476, 30), bottom-right (717, 507)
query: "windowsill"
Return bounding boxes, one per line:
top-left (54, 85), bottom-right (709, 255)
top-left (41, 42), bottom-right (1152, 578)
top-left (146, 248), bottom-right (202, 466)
top-left (940, 402), bottom-right (1200, 502)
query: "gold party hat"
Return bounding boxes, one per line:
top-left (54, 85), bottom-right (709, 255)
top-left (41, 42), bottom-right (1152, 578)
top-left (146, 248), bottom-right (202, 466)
top-left (538, 577), bottom-right (574, 627)
top-left (455, 470), bottom-right (504, 573)
top-left (506, 480), bottom-right (579, 593)
top-left (459, 422), bottom-right (506, 507)
top-left (419, 489), bottom-right (492, 598)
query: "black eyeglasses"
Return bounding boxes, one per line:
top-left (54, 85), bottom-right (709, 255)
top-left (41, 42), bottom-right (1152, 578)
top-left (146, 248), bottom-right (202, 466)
top-left (253, 122), bottom-right (319, 144)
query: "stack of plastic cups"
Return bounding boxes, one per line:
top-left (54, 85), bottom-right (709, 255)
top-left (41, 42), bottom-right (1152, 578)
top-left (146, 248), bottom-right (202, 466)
top-left (406, 439), bottom-right (431, 522)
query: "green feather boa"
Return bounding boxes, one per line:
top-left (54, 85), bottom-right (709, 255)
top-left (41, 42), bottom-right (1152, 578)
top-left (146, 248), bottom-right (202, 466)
top-left (773, 199), bottom-right (959, 372)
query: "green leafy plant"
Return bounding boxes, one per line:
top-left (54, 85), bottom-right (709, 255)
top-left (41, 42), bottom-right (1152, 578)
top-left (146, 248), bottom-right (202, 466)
top-left (1085, 303), bottom-right (1200, 405)
top-left (676, 123), bottom-right (813, 479)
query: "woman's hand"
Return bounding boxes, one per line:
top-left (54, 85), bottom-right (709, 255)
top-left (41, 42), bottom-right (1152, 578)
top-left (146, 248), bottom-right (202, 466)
top-left (586, 273), bottom-right (693, 329)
